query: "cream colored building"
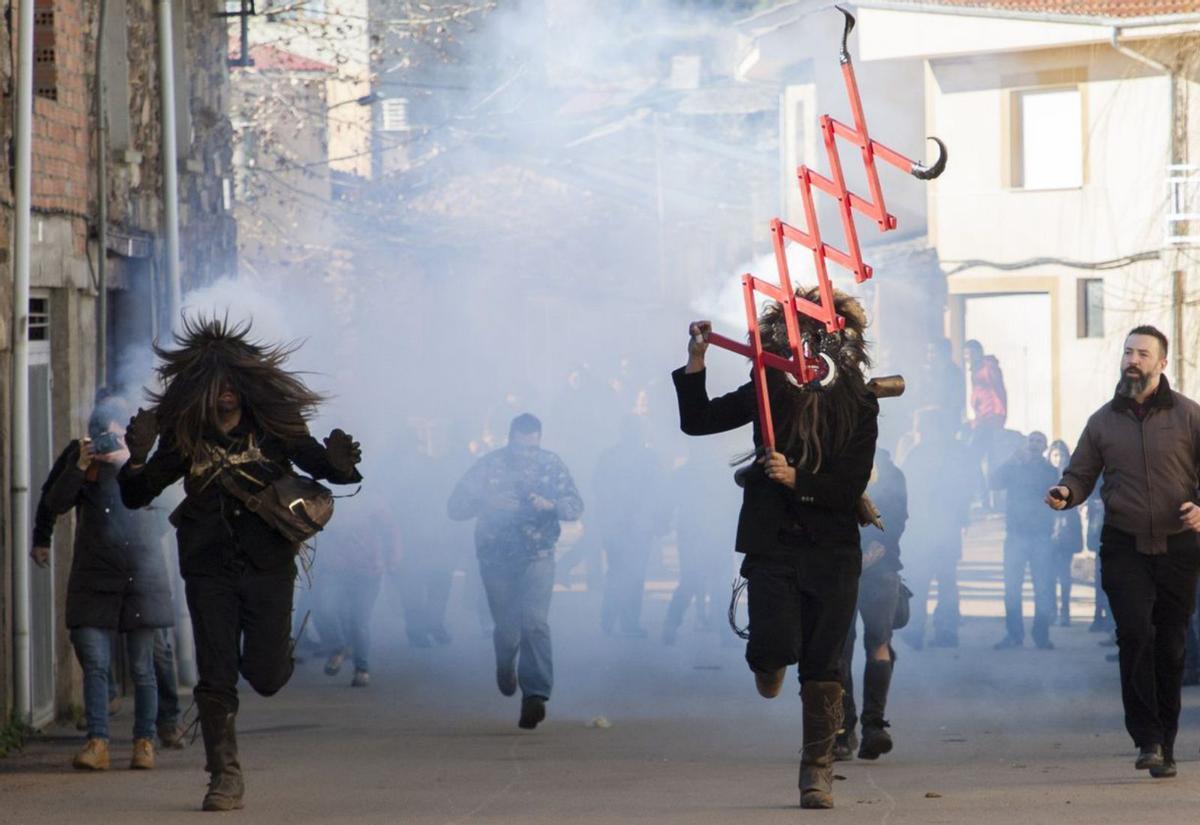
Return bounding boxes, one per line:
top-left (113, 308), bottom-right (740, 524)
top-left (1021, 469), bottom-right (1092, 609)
top-left (854, 0), bottom-right (1200, 445)
top-left (248, 0), bottom-right (374, 178)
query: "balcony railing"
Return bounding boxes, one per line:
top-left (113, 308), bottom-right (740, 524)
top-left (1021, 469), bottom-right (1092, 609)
top-left (1168, 164), bottom-right (1200, 246)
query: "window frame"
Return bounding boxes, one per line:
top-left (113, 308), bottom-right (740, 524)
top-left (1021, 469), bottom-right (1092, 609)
top-left (1008, 81), bottom-right (1088, 192)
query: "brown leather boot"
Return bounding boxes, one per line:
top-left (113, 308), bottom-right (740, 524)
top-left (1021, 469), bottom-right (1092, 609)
top-left (130, 737), bottom-right (156, 770)
top-left (754, 667), bottom-right (787, 699)
top-left (72, 738), bottom-right (110, 771)
top-left (799, 681), bottom-right (844, 809)
top-left (197, 695), bottom-right (244, 812)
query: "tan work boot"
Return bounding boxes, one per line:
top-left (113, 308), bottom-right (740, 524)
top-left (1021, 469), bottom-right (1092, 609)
top-left (754, 667), bottom-right (787, 699)
top-left (130, 737), bottom-right (156, 770)
top-left (799, 681), bottom-right (844, 809)
top-left (73, 738), bottom-right (111, 771)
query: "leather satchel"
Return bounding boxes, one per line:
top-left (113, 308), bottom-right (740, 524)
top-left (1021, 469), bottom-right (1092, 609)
top-left (217, 472), bottom-right (334, 545)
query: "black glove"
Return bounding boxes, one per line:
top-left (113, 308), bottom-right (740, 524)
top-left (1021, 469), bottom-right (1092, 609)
top-left (125, 408), bottom-right (159, 465)
top-left (324, 429), bottom-right (361, 474)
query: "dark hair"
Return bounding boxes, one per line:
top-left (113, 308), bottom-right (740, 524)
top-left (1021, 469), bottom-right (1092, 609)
top-left (1127, 325), bottom-right (1169, 358)
top-left (754, 288), bottom-right (872, 472)
top-left (148, 314), bottom-right (325, 457)
top-left (509, 413), bottom-right (542, 438)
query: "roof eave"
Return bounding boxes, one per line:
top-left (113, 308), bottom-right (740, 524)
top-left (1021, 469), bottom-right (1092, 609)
top-left (854, 0), bottom-right (1200, 28)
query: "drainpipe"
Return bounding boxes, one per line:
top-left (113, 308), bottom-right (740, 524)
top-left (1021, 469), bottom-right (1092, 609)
top-left (1110, 28), bottom-right (1182, 388)
top-left (12, 0), bottom-right (36, 722)
top-left (158, 0), bottom-right (182, 331)
top-left (97, 0), bottom-right (109, 387)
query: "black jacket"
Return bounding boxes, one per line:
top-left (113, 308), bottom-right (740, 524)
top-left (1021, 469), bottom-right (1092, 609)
top-left (672, 367), bottom-right (879, 556)
top-left (118, 417), bottom-right (362, 577)
top-left (38, 443), bottom-right (174, 631)
top-left (991, 452), bottom-right (1058, 542)
top-left (861, 449), bottom-right (906, 573)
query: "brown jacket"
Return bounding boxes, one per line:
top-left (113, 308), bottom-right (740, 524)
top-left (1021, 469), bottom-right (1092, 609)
top-left (1060, 376), bottom-right (1200, 554)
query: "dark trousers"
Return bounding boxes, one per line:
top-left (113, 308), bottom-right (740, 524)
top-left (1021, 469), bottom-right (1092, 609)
top-left (902, 547), bottom-right (959, 645)
top-left (664, 542), bottom-right (728, 633)
top-left (397, 551), bottom-right (456, 638)
top-left (1053, 552), bottom-right (1074, 620)
top-left (601, 538), bottom-right (652, 633)
top-left (1093, 552), bottom-right (1113, 624)
top-left (481, 555), bottom-right (555, 699)
top-left (1100, 526), bottom-right (1200, 751)
top-left (1002, 535), bottom-right (1055, 645)
top-left (741, 547), bottom-right (860, 684)
top-left (315, 572), bottom-right (382, 671)
top-left (841, 567), bottom-right (900, 730)
top-left (184, 560), bottom-right (296, 710)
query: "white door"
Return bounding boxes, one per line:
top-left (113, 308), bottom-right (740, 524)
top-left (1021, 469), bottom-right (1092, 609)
top-left (964, 292), bottom-right (1053, 437)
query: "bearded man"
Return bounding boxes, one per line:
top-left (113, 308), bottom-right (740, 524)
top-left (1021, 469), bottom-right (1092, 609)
top-left (673, 290), bottom-right (878, 809)
top-left (1047, 325), bottom-right (1200, 780)
top-left (118, 317), bottom-right (363, 811)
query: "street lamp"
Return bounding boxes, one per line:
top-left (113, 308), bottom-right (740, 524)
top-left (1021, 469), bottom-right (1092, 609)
top-left (329, 92), bottom-right (379, 110)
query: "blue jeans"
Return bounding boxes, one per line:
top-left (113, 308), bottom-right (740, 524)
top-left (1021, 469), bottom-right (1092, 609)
top-left (154, 628), bottom-right (181, 728)
top-left (70, 627), bottom-right (158, 741)
top-left (480, 555), bottom-right (555, 699)
top-left (316, 572), bottom-right (382, 671)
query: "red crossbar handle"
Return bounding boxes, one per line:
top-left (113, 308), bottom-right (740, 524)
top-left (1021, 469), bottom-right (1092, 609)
top-left (703, 6), bottom-right (946, 452)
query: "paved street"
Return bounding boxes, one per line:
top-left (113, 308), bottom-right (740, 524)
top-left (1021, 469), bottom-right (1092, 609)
top-left (4, 517), bottom-right (1200, 824)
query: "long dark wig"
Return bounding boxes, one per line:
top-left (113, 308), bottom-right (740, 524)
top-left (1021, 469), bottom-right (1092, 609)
top-left (753, 287), bottom-right (872, 472)
top-left (148, 315), bottom-right (325, 457)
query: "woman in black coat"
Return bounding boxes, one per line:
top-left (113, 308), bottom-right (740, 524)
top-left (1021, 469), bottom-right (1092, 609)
top-left (672, 290), bottom-right (878, 810)
top-left (35, 397), bottom-right (173, 771)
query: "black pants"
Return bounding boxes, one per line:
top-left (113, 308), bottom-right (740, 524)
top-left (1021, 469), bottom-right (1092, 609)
top-left (1100, 526), bottom-right (1200, 751)
top-left (741, 547), bottom-right (860, 684)
top-left (185, 558), bottom-right (296, 710)
top-left (601, 538), bottom-right (652, 633)
top-left (841, 567), bottom-right (900, 730)
top-left (1002, 535), bottom-right (1055, 645)
top-left (901, 545), bottom-right (959, 645)
top-left (664, 541), bottom-right (728, 633)
top-left (1053, 551), bottom-right (1074, 620)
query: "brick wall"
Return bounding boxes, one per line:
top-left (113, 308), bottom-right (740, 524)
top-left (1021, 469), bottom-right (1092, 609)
top-left (31, 0), bottom-right (90, 241)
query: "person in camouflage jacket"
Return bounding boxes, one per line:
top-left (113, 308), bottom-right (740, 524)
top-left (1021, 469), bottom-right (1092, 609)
top-left (448, 413), bottom-right (582, 729)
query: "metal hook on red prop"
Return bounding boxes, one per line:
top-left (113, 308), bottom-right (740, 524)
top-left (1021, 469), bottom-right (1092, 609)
top-left (836, 5), bottom-right (856, 63)
top-left (911, 136), bottom-right (948, 180)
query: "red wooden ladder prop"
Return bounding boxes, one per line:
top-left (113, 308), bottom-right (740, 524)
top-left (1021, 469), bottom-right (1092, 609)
top-left (705, 7), bottom-right (946, 451)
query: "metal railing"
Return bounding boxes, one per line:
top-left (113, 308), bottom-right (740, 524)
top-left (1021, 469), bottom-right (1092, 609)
top-left (1168, 164), bottom-right (1200, 245)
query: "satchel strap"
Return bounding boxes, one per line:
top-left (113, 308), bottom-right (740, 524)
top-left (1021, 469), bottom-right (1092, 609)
top-left (215, 470), bottom-right (263, 512)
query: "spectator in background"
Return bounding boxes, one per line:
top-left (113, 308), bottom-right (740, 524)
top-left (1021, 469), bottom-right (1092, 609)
top-left (965, 339), bottom-right (1008, 433)
top-left (1085, 482), bottom-right (1113, 633)
top-left (395, 432), bottom-right (457, 648)
top-left (1047, 440), bottom-right (1083, 627)
top-left (900, 408), bottom-right (976, 649)
top-left (964, 339), bottom-right (1008, 506)
top-left (319, 503), bottom-right (401, 687)
top-left (992, 431), bottom-right (1058, 650)
top-left (835, 448), bottom-right (906, 762)
top-left (594, 416), bottom-right (669, 637)
top-left (920, 338), bottom-right (966, 423)
top-left (33, 395), bottom-right (173, 771)
top-left (663, 442), bottom-right (736, 645)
